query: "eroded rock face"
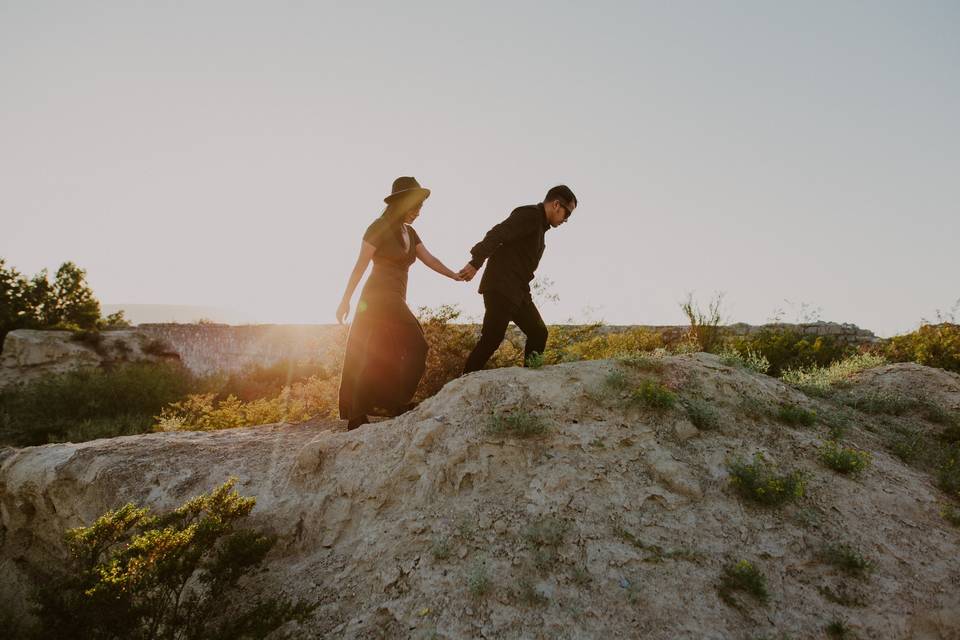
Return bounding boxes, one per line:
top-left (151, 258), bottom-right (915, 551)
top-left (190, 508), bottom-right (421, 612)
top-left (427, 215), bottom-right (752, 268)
top-left (1, 355), bottom-right (959, 639)
top-left (0, 329), bottom-right (176, 388)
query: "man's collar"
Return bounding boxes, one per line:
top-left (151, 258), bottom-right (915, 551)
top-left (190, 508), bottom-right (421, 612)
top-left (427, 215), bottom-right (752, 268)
top-left (537, 202), bottom-right (550, 231)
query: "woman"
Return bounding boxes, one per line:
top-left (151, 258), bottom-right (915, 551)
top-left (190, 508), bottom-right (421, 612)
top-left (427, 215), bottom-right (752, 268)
top-left (336, 176), bottom-right (461, 430)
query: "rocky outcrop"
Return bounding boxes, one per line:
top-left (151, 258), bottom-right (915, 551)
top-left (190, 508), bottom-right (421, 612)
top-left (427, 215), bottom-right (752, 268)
top-left (2, 355), bottom-right (957, 638)
top-left (0, 329), bottom-right (177, 389)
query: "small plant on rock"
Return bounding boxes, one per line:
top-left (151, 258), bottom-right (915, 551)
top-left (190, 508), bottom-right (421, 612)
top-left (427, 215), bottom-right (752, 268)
top-left (718, 559), bottom-right (768, 606)
top-left (941, 504), bottom-right (960, 527)
top-left (719, 348), bottom-right (771, 375)
top-left (431, 536), bottom-right (452, 560)
top-left (631, 380), bottom-right (677, 411)
top-left (486, 409), bottom-right (548, 439)
top-left (683, 398), bottom-right (720, 431)
top-left (826, 619), bottom-right (854, 639)
top-left (525, 352), bottom-right (545, 369)
top-left (777, 403), bottom-right (817, 427)
top-left (727, 453), bottom-right (806, 506)
top-left (821, 543), bottom-right (873, 577)
top-left (467, 562), bottom-right (491, 598)
top-left (819, 441), bottom-right (872, 475)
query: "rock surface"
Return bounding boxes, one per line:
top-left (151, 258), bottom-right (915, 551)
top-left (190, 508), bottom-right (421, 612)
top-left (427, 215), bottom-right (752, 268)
top-left (2, 354), bottom-right (959, 639)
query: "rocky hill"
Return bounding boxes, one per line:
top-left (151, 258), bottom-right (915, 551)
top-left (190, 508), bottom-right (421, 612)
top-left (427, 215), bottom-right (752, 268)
top-left (2, 354), bottom-right (959, 639)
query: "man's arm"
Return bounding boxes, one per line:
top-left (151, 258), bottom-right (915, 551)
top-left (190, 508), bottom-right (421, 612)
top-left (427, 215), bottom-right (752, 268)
top-left (467, 208), bottom-right (537, 269)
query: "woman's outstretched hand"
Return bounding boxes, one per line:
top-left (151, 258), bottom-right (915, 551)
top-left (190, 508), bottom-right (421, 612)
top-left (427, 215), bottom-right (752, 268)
top-left (336, 299), bottom-right (350, 324)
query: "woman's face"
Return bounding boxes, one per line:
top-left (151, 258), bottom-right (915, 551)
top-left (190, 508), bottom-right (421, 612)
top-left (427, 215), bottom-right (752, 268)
top-left (403, 202), bottom-right (423, 224)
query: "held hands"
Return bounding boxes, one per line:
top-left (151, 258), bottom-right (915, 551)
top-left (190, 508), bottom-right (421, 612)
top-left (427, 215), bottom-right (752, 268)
top-left (336, 299), bottom-right (350, 324)
top-left (457, 263), bottom-right (478, 282)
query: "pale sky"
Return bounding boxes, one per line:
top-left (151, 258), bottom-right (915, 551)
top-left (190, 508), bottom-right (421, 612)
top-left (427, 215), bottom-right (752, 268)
top-left (2, 1), bottom-right (958, 337)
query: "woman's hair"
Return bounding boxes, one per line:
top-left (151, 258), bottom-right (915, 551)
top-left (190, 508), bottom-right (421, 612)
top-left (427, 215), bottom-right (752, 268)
top-left (379, 192), bottom-right (424, 228)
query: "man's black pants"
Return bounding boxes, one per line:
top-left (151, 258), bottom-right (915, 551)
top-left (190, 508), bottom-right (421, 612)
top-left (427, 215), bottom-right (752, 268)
top-left (463, 291), bottom-right (548, 374)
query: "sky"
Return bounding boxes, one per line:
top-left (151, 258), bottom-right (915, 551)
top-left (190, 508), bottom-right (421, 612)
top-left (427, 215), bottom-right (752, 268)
top-left (2, 1), bottom-right (958, 336)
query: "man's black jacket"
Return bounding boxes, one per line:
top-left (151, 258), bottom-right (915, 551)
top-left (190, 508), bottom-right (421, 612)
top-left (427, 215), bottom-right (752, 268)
top-left (469, 203), bottom-right (550, 306)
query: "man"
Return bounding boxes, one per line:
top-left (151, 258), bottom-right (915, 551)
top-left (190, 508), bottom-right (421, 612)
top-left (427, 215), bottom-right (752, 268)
top-left (459, 185), bottom-right (578, 373)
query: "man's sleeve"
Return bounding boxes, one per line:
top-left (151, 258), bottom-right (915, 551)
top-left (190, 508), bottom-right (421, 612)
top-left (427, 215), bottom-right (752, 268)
top-left (468, 208), bottom-right (536, 269)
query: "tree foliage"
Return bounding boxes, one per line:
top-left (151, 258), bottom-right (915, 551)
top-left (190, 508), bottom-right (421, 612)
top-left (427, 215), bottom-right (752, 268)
top-left (0, 258), bottom-right (127, 344)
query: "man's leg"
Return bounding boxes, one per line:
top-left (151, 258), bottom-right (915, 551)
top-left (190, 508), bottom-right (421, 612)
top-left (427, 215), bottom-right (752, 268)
top-left (513, 296), bottom-right (548, 365)
top-left (463, 292), bottom-right (515, 374)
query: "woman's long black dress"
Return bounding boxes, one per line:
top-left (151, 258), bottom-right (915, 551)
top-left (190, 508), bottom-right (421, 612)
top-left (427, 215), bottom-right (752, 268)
top-left (338, 218), bottom-right (428, 420)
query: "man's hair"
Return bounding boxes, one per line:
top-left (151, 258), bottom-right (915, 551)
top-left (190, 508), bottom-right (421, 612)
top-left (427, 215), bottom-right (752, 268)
top-left (544, 185), bottom-right (577, 206)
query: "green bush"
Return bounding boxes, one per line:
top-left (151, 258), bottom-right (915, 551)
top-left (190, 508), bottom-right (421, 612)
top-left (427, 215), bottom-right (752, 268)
top-left (727, 453), bottom-right (806, 506)
top-left (885, 323), bottom-right (960, 373)
top-left (631, 380), bottom-right (677, 411)
top-left (0, 362), bottom-right (197, 446)
top-left (820, 543), bottom-right (873, 576)
top-left (725, 328), bottom-right (855, 377)
top-left (486, 409), bottom-right (548, 438)
top-left (819, 441), bottom-right (871, 475)
top-left (938, 444), bottom-right (960, 497)
top-left (718, 348), bottom-right (770, 375)
top-left (718, 559), bottom-right (768, 605)
top-left (684, 398), bottom-right (720, 431)
top-left (31, 479), bottom-right (315, 640)
top-left (776, 403), bottom-right (817, 427)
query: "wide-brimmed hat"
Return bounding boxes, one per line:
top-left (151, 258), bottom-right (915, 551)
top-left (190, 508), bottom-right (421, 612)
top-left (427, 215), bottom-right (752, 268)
top-left (384, 176), bottom-right (431, 204)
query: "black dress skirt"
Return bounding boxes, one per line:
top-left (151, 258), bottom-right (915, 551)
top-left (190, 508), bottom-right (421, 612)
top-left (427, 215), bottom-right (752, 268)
top-left (338, 218), bottom-right (428, 420)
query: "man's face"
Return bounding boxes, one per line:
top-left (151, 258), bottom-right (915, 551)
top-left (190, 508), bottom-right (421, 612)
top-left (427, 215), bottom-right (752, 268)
top-left (547, 199), bottom-right (576, 227)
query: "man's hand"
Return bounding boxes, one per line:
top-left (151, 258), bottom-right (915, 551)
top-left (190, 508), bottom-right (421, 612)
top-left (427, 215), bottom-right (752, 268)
top-left (457, 263), bottom-right (478, 282)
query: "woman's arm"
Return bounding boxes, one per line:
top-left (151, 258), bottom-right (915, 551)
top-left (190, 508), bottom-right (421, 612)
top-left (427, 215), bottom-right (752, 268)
top-left (415, 243), bottom-right (462, 280)
top-left (337, 241), bottom-right (376, 323)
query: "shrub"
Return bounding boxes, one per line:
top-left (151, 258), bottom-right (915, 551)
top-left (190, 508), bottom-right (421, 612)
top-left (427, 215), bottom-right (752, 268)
top-left (155, 371), bottom-right (339, 431)
top-left (523, 516), bottom-right (566, 548)
top-left (430, 536), bottom-right (452, 560)
top-left (938, 444), bottom-right (960, 496)
top-left (781, 353), bottom-right (886, 394)
top-left (561, 327), bottom-right (664, 362)
top-left (820, 543), bottom-right (873, 576)
top-left (885, 427), bottom-right (925, 463)
top-left (683, 398), bottom-right (720, 431)
top-left (727, 453), bottom-right (806, 506)
top-left (826, 620), bottom-right (854, 639)
top-left (31, 479), bottom-right (315, 640)
top-left (776, 403), bottom-right (817, 427)
top-left (885, 323), bottom-right (960, 373)
top-left (725, 328), bottom-right (855, 377)
top-left (486, 409), bottom-right (548, 438)
top-left (719, 348), bottom-right (771, 375)
top-left (0, 362), bottom-right (197, 446)
top-left (467, 562), bottom-right (491, 597)
top-left (525, 352), bottom-right (545, 369)
top-left (631, 380), bottom-right (677, 411)
top-left (941, 504), bottom-right (960, 527)
top-left (717, 559), bottom-right (768, 605)
top-left (819, 441), bottom-right (872, 475)
top-left (680, 292), bottom-right (726, 353)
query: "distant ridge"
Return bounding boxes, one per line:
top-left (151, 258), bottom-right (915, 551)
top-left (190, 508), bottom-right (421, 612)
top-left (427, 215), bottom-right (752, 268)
top-left (101, 304), bottom-right (253, 325)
